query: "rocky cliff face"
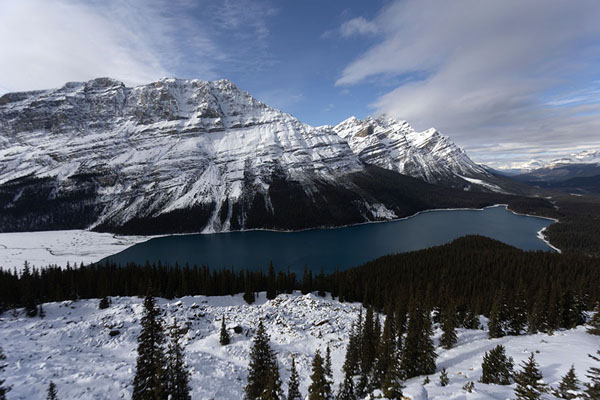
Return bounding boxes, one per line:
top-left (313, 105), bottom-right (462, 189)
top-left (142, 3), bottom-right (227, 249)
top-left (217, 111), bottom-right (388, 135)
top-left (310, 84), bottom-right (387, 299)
top-left (331, 115), bottom-right (492, 188)
top-left (0, 78), bottom-right (508, 234)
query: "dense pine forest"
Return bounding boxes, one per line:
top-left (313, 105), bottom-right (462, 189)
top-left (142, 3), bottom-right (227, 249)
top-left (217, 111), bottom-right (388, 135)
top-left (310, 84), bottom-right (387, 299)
top-left (1, 235), bottom-right (599, 334)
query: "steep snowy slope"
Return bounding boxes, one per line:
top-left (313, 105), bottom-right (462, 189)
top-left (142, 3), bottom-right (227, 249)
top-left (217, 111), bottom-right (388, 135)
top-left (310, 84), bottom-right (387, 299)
top-left (0, 78), bottom-right (365, 233)
top-left (0, 78), bottom-right (516, 235)
top-left (0, 293), bottom-right (597, 399)
top-left (332, 115), bottom-right (502, 190)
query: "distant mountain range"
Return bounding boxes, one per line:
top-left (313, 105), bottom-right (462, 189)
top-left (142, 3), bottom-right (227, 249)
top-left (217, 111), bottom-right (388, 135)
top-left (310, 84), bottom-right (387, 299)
top-left (0, 78), bottom-right (525, 234)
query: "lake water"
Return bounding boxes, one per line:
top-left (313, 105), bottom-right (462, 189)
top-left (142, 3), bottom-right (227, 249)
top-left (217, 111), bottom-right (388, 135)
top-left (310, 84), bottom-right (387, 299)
top-left (104, 205), bottom-right (555, 272)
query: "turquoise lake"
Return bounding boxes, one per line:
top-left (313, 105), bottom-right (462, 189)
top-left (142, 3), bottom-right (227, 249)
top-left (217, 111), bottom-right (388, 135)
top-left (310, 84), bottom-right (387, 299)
top-left (104, 205), bottom-right (555, 272)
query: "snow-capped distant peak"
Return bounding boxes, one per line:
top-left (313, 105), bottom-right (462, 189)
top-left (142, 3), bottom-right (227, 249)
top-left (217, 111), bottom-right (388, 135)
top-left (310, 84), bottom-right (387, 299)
top-left (332, 115), bottom-right (491, 187)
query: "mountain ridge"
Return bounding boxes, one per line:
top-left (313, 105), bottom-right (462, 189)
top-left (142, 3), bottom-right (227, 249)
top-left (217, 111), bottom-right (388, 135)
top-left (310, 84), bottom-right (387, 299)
top-left (0, 77), bottom-right (521, 234)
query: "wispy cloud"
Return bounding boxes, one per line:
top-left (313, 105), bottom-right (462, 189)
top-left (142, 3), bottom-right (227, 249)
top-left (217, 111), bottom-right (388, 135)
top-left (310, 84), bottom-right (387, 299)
top-left (334, 0), bottom-right (600, 167)
top-left (340, 17), bottom-right (378, 37)
top-left (0, 0), bottom-right (276, 92)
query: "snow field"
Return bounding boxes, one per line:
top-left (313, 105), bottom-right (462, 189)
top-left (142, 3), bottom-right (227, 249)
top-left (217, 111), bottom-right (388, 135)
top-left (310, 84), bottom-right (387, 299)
top-left (0, 292), bottom-right (597, 399)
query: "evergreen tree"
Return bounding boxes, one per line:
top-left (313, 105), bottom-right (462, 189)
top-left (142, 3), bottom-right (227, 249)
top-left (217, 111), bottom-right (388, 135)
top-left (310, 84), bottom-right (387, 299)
top-left (585, 349), bottom-right (600, 399)
top-left (440, 303), bottom-right (457, 349)
top-left (99, 296), bottom-right (111, 310)
top-left (357, 307), bottom-right (377, 396)
top-left (373, 311), bottom-right (396, 388)
top-left (513, 353), bottom-right (548, 400)
top-left (267, 262), bottom-right (277, 300)
top-left (243, 272), bottom-right (255, 305)
top-left (337, 375), bottom-right (356, 400)
top-left (165, 320), bottom-right (191, 400)
top-left (479, 345), bottom-right (514, 385)
top-left (132, 290), bottom-right (167, 400)
top-left (245, 320), bottom-right (282, 400)
top-left (21, 262), bottom-right (37, 317)
top-left (46, 381), bottom-right (58, 400)
top-left (324, 345), bottom-right (333, 388)
top-left (308, 350), bottom-right (333, 400)
top-left (287, 357), bottom-right (302, 400)
top-left (220, 315), bottom-right (230, 346)
top-left (401, 304), bottom-right (436, 379)
top-left (439, 368), bottom-right (449, 387)
top-left (488, 295), bottom-right (505, 339)
top-left (587, 303), bottom-right (600, 336)
top-left (381, 348), bottom-right (404, 400)
top-left (509, 287), bottom-right (528, 335)
top-left (552, 365), bottom-right (580, 399)
top-left (529, 289), bottom-right (549, 334)
top-left (0, 347), bottom-right (8, 400)
top-left (338, 318), bottom-right (360, 400)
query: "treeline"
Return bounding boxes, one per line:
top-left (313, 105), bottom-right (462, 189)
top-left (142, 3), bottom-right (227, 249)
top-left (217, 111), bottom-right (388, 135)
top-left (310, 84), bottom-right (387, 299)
top-left (2, 236), bottom-right (599, 334)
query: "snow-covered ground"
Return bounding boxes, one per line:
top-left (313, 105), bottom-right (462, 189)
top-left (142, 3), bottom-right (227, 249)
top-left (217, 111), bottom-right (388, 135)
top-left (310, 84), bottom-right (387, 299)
top-left (0, 292), bottom-right (597, 399)
top-left (0, 230), bottom-right (150, 273)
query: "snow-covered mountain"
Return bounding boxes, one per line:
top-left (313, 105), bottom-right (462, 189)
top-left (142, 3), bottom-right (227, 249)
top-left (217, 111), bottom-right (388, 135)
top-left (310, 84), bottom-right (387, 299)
top-left (331, 115), bottom-right (499, 189)
top-left (0, 293), bottom-right (597, 399)
top-left (505, 149), bottom-right (600, 173)
top-left (0, 78), bottom-right (509, 234)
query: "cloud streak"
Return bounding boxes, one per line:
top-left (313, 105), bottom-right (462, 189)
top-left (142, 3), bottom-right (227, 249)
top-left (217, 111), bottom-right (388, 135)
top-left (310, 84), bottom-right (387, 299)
top-left (0, 0), bottom-right (275, 92)
top-left (335, 0), bottom-right (600, 167)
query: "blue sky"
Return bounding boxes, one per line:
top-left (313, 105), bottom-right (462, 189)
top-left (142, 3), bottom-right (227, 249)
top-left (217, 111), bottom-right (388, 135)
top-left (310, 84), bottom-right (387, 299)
top-left (1, 0), bottom-right (600, 168)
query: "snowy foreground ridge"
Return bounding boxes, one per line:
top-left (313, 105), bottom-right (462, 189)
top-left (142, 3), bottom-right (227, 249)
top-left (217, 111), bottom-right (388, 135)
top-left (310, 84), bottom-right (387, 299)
top-left (1, 292), bottom-right (598, 400)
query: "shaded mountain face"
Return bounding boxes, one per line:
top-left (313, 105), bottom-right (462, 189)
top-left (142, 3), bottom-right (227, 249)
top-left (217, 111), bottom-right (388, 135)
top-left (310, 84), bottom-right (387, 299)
top-left (0, 78), bottom-right (512, 234)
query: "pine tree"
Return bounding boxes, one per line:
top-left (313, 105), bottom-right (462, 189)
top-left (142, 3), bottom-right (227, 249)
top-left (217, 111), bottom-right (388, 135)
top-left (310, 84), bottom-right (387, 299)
top-left (165, 320), bottom-right (191, 400)
top-left (513, 353), bottom-right (548, 400)
top-left (357, 307), bottom-right (377, 396)
top-left (337, 375), bottom-right (356, 400)
top-left (552, 365), bottom-right (580, 399)
top-left (243, 272), bottom-right (255, 305)
top-left (132, 290), bottom-right (167, 400)
top-left (338, 319), bottom-right (360, 400)
top-left (21, 262), bottom-right (37, 317)
top-left (440, 303), bottom-right (457, 349)
top-left (287, 357), bottom-right (302, 400)
top-left (381, 348), bottom-right (404, 400)
top-left (46, 381), bottom-right (58, 400)
top-left (0, 347), bottom-right (8, 400)
top-left (245, 320), bottom-right (282, 400)
top-left (488, 296), bottom-right (505, 339)
top-left (479, 345), bottom-right (513, 385)
top-left (220, 315), bottom-right (231, 346)
top-left (324, 345), bottom-right (333, 388)
top-left (439, 368), bottom-right (449, 387)
top-left (267, 262), bottom-right (277, 300)
top-left (585, 349), bottom-right (600, 399)
top-left (308, 349), bottom-right (333, 400)
top-left (401, 304), bottom-right (436, 379)
top-left (99, 296), bottom-right (111, 310)
top-left (587, 303), bottom-right (600, 336)
top-left (373, 311), bottom-right (396, 389)
top-left (509, 287), bottom-right (528, 336)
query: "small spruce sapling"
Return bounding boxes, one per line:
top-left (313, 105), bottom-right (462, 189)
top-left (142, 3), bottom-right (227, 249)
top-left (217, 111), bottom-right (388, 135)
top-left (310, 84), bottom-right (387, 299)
top-left (287, 357), bottom-right (302, 400)
top-left (219, 315), bottom-right (230, 346)
top-left (552, 365), bottom-right (580, 399)
top-left (46, 381), bottom-right (58, 400)
top-left (439, 368), bottom-right (449, 387)
top-left (585, 349), bottom-right (600, 399)
top-left (513, 353), bottom-right (548, 400)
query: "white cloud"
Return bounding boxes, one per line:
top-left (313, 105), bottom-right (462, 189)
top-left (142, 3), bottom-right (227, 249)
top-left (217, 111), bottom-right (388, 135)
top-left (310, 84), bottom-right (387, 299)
top-left (335, 0), bottom-right (600, 166)
top-left (340, 17), bottom-right (378, 37)
top-left (0, 0), bottom-right (276, 93)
